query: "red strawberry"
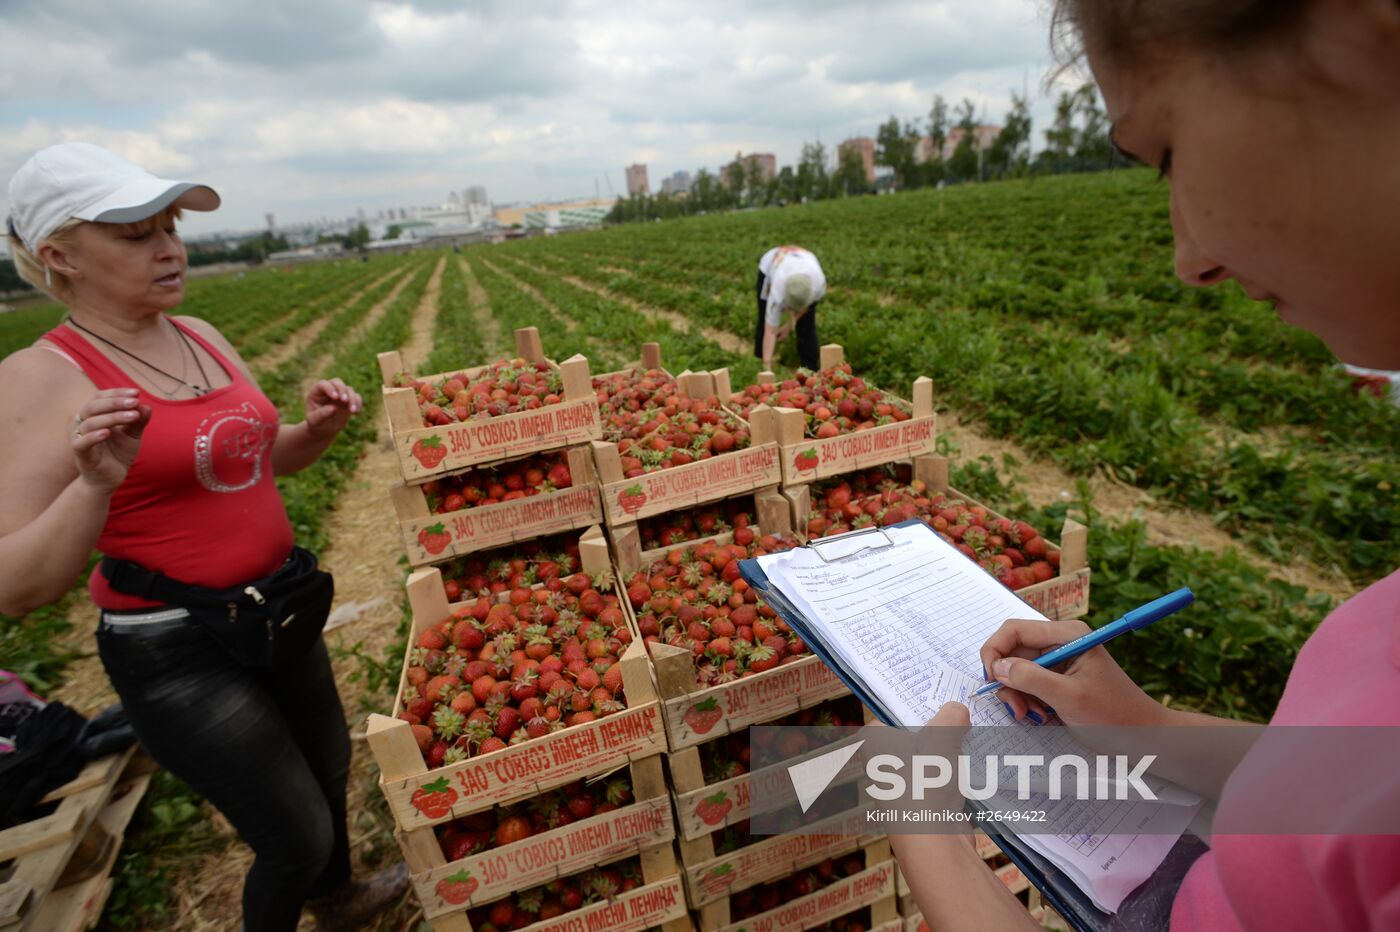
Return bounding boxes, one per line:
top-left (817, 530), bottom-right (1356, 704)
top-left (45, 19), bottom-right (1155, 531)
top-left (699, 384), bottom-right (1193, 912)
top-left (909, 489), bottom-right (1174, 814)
top-left (410, 777), bottom-right (457, 819)
top-left (684, 697), bottom-right (723, 735)
top-left (411, 435), bottom-right (448, 469)
top-left (435, 868), bottom-right (478, 905)
top-left (794, 448), bottom-right (819, 471)
top-left (495, 706), bottom-right (521, 740)
top-left (695, 791), bottom-right (733, 826)
top-left (419, 522), bottom-right (451, 555)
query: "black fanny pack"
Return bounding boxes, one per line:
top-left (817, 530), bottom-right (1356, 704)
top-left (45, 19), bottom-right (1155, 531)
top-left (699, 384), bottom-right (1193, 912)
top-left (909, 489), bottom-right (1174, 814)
top-left (100, 547), bottom-right (334, 668)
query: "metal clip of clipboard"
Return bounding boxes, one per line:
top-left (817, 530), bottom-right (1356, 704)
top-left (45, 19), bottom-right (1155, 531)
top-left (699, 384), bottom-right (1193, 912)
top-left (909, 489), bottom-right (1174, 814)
top-left (806, 526), bottom-right (898, 563)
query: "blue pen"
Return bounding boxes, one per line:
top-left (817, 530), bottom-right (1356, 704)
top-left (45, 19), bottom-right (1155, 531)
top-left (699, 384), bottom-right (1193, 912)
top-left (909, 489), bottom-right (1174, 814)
top-left (970, 588), bottom-right (1195, 699)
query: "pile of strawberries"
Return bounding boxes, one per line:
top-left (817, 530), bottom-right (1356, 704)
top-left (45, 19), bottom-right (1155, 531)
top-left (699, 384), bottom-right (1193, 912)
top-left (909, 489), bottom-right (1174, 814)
top-left (458, 856), bottom-right (647, 931)
top-left (729, 854), bottom-right (869, 923)
top-left (808, 470), bottom-right (1060, 591)
top-left (434, 775), bottom-right (634, 862)
top-left (396, 357), bottom-right (565, 428)
top-left (636, 500), bottom-right (756, 551)
top-left (594, 367), bottom-right (753, 474)
top-left (729, 362), bottom-right (912, 439)
top-left (420, 453), bottom-right (573, 516)
top-left (625, 528), bottom-right (803, 686)
top-left (435, 534), bottom-right (583, 603)
top-left (398, 571), bottom-right (633, 767)
top-left (699, 696), bottom-right (865, 784)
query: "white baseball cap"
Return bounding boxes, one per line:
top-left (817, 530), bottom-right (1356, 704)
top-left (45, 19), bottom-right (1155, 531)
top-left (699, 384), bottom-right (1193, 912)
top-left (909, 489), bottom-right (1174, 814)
top-left (7, 142), bottom-right (220, 252)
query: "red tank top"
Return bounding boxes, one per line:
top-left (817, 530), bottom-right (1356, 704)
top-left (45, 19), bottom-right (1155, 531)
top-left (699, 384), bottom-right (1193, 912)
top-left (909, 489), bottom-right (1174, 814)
top-left (43, 319), bottom-right (294, 610)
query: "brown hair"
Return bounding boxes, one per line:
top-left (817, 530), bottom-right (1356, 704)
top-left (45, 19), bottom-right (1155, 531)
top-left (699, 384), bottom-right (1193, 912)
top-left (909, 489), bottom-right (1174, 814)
top-left (6, 207), bottom-right (183, 305)
top-left (1050, 0), bottom-right (1312, 70)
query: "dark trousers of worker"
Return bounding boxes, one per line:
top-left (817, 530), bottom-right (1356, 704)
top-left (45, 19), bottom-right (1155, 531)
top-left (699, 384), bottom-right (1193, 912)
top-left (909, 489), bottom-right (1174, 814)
top-left (97, 611), bottom-right (351, 932)
top-left (753, 269), bottom-right (820, 371)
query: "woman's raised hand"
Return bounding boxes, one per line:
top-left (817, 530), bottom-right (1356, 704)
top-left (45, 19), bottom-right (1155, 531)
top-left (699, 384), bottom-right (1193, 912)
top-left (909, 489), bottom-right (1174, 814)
top-left (71, 388), bottom-right (150, 493)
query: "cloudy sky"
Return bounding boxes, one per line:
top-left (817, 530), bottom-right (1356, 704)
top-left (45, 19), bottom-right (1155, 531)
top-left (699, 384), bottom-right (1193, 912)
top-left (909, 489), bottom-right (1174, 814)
top-left (1, 0), bottom-right (1077, 237)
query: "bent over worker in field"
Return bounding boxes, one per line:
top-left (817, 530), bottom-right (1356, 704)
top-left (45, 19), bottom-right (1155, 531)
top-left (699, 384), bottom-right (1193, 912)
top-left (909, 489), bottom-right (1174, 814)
top-left (754, 245), bottom-right (826, 372)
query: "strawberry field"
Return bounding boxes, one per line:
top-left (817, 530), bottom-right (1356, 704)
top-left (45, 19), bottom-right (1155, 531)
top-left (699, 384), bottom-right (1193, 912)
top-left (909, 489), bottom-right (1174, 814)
top-left (5, 166), bottom-right (1397, 930)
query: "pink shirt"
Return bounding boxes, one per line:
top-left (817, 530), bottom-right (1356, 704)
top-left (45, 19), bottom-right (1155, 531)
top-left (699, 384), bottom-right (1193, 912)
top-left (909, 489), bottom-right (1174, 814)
top-left (1171, 568), bottom-right (1400, 930)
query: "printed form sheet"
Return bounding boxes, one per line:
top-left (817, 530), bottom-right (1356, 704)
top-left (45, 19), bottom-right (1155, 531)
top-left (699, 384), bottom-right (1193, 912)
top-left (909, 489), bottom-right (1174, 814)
top-left (755, 524), bottom-right (1201, 913)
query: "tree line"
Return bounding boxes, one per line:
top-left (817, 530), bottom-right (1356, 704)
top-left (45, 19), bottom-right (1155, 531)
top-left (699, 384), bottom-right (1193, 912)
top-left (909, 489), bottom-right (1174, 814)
top-left (606, 82), bottom-right (1125, 224)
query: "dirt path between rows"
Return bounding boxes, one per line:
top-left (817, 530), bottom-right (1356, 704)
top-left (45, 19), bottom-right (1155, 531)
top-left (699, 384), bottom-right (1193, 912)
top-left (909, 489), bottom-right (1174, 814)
top-left (460, 256), bottom-right (502, 353)
top-left (254, 267), bottom-right (406, 376)
top-left (294, 267), bottom-right (421, 398)
top-left (169, 258), bottom-right (447, 931)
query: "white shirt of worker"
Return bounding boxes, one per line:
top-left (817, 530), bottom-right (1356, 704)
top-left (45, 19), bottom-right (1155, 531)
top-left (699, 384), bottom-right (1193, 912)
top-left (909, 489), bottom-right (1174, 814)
top-left (759, 246), bottom-right (827, 325)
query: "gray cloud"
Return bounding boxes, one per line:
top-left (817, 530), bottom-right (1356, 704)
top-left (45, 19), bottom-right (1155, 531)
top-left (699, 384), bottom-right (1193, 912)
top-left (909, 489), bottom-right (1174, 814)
top-left (0, 0), bottom-right (1062, 232)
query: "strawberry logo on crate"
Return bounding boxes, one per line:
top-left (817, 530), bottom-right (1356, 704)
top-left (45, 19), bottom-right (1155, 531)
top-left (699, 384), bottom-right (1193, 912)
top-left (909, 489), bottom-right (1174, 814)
top-left (700, 862), bottom-right (738, 896)
top-left (695, 791), bottom-right (733, 826)
top-left (410, 776), bottom-right (457, 819)
top-left (617, 483), bottom-right (647, 515)
top-left (684, 696), bottom-right (723, 735)
top-left (411, 435), bottom-right (447, 469)
top-left (435, 869), bottom-right (478, 905)
top-left (795, 448), bottom-right (819, 472)
top-left (418, 522), bottom-right (451, 555)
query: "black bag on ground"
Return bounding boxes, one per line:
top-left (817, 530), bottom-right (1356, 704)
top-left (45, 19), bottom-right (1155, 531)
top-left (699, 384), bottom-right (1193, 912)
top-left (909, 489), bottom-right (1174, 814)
top-left (100, 546), bottom-right (334, 669)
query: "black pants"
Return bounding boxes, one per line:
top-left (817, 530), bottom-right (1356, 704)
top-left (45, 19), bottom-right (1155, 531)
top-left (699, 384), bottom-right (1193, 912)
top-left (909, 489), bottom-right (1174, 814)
top-left (97, 608), bottom-right (351, 932)
top-left (754, 269), bottom-right (820, 371)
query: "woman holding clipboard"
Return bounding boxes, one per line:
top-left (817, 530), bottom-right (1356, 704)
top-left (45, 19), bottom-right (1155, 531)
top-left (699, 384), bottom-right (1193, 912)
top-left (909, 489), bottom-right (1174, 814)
top-left (893, 0), bottom-right (1400, 929)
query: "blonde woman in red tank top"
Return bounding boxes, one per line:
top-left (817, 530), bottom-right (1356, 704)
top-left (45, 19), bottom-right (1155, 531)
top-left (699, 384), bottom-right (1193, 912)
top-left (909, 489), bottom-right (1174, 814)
top-left (0, 143), bottom-right (406, 931)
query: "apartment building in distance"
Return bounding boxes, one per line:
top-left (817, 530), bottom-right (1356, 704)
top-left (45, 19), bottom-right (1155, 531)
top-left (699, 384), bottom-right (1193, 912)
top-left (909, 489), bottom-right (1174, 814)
top-left (837, 137), bottom-right (876, 184)
top-left (625, 163), bottom-right (650, 196)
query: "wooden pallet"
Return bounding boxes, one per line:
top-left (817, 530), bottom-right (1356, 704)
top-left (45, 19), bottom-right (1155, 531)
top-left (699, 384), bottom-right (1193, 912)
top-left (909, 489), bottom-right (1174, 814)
top-left (592, 369), bottom-right (783, 528)
top-left (379, 327), bottom-right (602, 484)
top-left (389, 446), bottom-right (603, 567)
top-left (0, 747), bottom-right (154, 932)
top-left (744, 346), bottom-right (937, 487)
top-left (787, 453), bottom-right (1091, 620)
top-left (366, 532), bottom-right (667, 833)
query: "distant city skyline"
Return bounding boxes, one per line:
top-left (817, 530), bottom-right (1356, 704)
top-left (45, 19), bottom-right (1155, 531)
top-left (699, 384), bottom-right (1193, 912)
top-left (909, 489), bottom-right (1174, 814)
top-left (1, 1), bottom-right (1074, 236)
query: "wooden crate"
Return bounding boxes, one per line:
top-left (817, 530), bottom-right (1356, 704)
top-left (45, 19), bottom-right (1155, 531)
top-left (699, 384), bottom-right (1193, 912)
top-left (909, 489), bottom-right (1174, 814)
top-left (379, 327), bottom-right (602, 484)
top-left (787, 453), bottom-right (1091, 620)
top-left (365, 531), bottom-right (668, 833)
top-left (389, 447), bottom-right (603, 566)
top-left (683, 818), bottom-right (884, 914)
top-left (669, 717), bottom-right (864, 844)
top-left (403, 753), bottom-right (681, 925)
top-left (896, 857), bottom-right (1044, 931)
top-left (649, 644), bottom-right (848, 753)
top-left (593, 369), bottom-right (783, 528)
top-left (744, 346), bottom-right (938, 487)
top-left (0, 747), bottom-right (154, 932)
top-left (634, 518), bottom-right (850, 753)
top-left (609, 490), bottom-right (794, 578)
top-left (420, 872), bottom-right (693, 932)
top-left (707, 849), bottom-right (898, 932)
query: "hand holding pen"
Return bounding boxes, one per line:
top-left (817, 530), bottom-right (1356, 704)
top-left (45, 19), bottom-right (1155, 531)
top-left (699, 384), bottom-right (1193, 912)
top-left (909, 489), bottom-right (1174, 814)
top-left (975, 590), bottom-right (1195, 728)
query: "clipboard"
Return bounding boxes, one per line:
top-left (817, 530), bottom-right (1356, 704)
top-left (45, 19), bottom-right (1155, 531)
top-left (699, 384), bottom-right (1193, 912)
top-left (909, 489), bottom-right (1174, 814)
top-left (737, 520), bottom-right (1202, 932)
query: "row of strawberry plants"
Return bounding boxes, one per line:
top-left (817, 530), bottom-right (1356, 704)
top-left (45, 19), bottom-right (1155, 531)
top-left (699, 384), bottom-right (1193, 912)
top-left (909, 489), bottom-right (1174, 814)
top-left (487, 251), bottom-right (759, 384)
top-left (180, 258), bottom-right (381, 347)
top-left (421, 256), bottom-right (485, 376)
top-left (466, 255), bottom-right (624, 369)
